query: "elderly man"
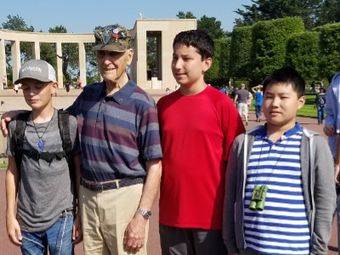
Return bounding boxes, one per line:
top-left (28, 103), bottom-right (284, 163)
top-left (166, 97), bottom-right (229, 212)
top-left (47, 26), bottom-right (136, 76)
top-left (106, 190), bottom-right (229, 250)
top-left (2, 25), bottom-right (162, 255)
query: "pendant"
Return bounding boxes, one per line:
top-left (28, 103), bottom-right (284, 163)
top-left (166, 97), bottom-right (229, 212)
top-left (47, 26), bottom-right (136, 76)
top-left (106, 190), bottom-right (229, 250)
top-left (37, 139), bottom-right (44, 151)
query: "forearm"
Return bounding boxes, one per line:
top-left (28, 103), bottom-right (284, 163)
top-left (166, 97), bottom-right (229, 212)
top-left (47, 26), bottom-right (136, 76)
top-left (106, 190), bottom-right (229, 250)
top-left (335, 135), bottom-right (340, 165)
top-left (137, 159), bottom-right (162, 211)
top-left (5, 157), bottom-right (18, 218)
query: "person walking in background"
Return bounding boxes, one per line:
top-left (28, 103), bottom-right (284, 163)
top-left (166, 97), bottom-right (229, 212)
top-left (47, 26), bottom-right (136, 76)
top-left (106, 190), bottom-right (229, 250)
top-left (251, 84), bottom-right (263, 122)
top-left (315, 87), bottom-right (326, 125)
top-left (5, 59), bottom-right (82, 255)
top-left (219, 84), bottom-right (229, 95)
top-left (234, 83), bottom-right (251, 125)
top-left (224, 67), bottom-right (336, 255)
top-left (157, 29), bottom-right (245, 255)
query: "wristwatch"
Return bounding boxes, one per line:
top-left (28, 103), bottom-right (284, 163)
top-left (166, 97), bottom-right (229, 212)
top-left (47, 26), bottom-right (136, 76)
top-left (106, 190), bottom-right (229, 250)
top-left (137, 208), bottom-right (152, 220)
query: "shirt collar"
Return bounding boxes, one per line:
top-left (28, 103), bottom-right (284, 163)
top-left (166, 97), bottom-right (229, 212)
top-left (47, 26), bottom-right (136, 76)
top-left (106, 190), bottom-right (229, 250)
top-left (256, 122), bottom-right (302, 141)
top-left (103, 80), bottom-right (136, 104)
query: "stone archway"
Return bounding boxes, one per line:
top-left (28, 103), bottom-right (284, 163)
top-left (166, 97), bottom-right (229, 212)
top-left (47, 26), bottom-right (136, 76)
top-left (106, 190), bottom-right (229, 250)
top-left (0, 19), bottom-right (197, 90)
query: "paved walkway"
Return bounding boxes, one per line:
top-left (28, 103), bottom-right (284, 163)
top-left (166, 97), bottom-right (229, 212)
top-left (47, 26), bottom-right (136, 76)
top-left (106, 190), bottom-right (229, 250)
top-left (0, 110), bottom-right (338, 254)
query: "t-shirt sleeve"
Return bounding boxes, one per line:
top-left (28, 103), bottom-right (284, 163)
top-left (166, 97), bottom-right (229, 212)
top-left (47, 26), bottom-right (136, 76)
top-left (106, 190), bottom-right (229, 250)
top-left (138, 103), bottom-right (163, 161)
top-left (6, 120), bottom-right (17, 157)
top-left (221, 98), bottom-right (245, 161)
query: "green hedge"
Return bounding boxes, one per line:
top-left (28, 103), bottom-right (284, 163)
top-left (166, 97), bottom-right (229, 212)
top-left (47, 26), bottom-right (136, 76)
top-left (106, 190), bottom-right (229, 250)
top-left (206, 37), bottom-right (231, 84)
top-left (286, 31), bottom-right (320, 81)
top-left (250, 17), bottom-right (305, 84)
top-left (229, 26), bottom-right (252, 80)
top-left (317, 23), bottom-right (340, 81)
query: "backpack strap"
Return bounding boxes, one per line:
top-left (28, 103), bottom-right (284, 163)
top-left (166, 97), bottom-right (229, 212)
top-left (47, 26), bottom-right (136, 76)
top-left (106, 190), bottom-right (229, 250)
top-left (58, 109), bottom-right (72, 154)
top-left (57, 109), bottom-right (77, 199)
top-left (14, 111), bottom-right (31, 171)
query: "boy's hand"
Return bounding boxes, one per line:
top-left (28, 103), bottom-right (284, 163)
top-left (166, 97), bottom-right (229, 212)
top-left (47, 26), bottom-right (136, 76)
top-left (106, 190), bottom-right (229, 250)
top-left (72, 212), bottom-right (83, 244)
top-left (6, 216), bottom-right (22, 246)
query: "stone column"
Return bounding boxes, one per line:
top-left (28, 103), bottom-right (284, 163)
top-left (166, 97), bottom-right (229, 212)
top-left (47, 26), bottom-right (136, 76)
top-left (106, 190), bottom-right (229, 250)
top-left (33, 41), bottom-right (40, 59)
top-left (78, 42), bottom-right (86, 85)
top-left (56, 42), bottom-right (63, 88)
top-left (11, 40), bottom-right (21, 84)
top-left (0, 39), bottom-right (6, 89)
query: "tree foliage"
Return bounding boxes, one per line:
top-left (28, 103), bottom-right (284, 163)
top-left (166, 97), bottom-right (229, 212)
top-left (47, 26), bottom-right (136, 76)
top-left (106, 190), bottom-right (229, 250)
top-left (235, 0), bottom-right (322, 30)
top-left (176, 11), bottom-right (196, 19)
top-left (197, 15), bottom-right (224, 39)
top-left (1, 14), bottom-right (34, 32)
top-left (317, 0), bottom-right (340, 26)
top-left (176, 11), bottom-right (225, 39)
top-left (1, 14), bottom-right (35, 61)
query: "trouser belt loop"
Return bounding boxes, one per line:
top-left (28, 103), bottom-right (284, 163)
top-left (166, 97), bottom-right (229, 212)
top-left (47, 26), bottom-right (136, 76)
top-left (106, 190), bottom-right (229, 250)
top-left (115, 179), bottom-right (120, 189)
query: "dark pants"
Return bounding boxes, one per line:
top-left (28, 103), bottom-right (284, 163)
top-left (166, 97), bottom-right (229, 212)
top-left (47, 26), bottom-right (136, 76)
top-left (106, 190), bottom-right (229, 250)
top-left (317, 106), bottom-right (324, 124)
top-left (255, 105), bottom-right (262, 120)
top-left (159, 225), bottom-right (227, 255)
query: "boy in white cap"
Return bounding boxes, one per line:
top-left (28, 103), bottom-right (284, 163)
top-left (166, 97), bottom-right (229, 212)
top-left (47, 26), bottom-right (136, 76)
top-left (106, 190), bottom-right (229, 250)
top-left (5, 59), bottom-right (82, 255)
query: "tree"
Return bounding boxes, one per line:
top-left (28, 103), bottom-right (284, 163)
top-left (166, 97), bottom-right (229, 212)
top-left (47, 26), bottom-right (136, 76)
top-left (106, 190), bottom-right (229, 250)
top-left (176, 11), bottom-right (196, 19)
top-left (197, 15), bottom-right (225, 39)
top-left (1, 14), bottom-right (35, 84)
top-left (1, 14), bottom-right (34, 32)
top-left (235, 0), bottom-right (322, 30)
top-left (176, 12), bottom-right (225, 39)
top-left (2, 15), bottom-right (35, 62)
top-left (316, 0), bottom-right (340, 26)
top-left (234, 3), bottom-right (260, 26)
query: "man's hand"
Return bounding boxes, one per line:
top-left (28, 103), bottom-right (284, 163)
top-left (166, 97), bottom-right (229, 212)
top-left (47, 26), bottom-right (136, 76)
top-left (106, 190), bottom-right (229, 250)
top-left (324, 125), bottom-right (335, 137)
top-left (123, 214), bottom-right (147, 253)
top-left (72, 211), bottom-right (83, 244)
top-left (6, 216), bottom-right (22, 246)
top-left (1, 111), bottom-right (22, 137)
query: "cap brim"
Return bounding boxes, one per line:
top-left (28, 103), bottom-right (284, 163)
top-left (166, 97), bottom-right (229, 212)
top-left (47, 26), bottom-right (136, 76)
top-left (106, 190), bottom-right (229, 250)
top-left (14, 76), bottom-right (53, 84)
top-left (93, 44), bottom-right (127, 52)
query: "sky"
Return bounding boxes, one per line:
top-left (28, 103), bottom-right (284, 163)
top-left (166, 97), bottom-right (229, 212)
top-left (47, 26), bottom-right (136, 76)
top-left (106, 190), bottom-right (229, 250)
top-left (1, 0), bottom-right (252, 33)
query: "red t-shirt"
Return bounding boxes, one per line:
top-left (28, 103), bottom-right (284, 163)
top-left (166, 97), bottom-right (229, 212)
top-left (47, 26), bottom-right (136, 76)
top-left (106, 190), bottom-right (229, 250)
top-left (157, 86), bottom-right (245, 230)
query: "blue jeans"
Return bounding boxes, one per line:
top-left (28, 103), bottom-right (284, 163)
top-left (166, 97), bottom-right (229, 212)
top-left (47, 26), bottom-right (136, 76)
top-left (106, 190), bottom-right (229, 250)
top-left (255, 104), bottom-right (262, 119)
top-left (317, 106), bottom-right (324, 124)
top-left (21, 210), bottom-right (74, 255)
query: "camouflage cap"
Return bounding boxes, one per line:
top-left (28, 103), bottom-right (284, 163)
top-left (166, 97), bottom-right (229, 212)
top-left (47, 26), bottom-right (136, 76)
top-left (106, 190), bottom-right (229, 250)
top-left (93, 25), bottom-right (132, 52)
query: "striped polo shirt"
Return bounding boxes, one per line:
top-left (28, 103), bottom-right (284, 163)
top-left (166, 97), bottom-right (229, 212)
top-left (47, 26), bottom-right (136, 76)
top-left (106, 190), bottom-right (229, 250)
top-left (68, 80), bottom-right (162, 182)
top-left (244, 124), bottom-right (310, 255)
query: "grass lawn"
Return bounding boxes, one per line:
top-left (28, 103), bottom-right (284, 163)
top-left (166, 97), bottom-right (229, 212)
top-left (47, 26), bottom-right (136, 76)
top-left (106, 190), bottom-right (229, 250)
top-left (250, 94), bottom-right (317, 118)
top-left (297, 94), bottom-right (317, 118)
top-left (0, 159), bottom-right (7, 169)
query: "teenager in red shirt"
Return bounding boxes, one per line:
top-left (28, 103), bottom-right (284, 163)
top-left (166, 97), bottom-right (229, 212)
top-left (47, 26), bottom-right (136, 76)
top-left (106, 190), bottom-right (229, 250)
top-left (157, 29), bottom-right (245, 255)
